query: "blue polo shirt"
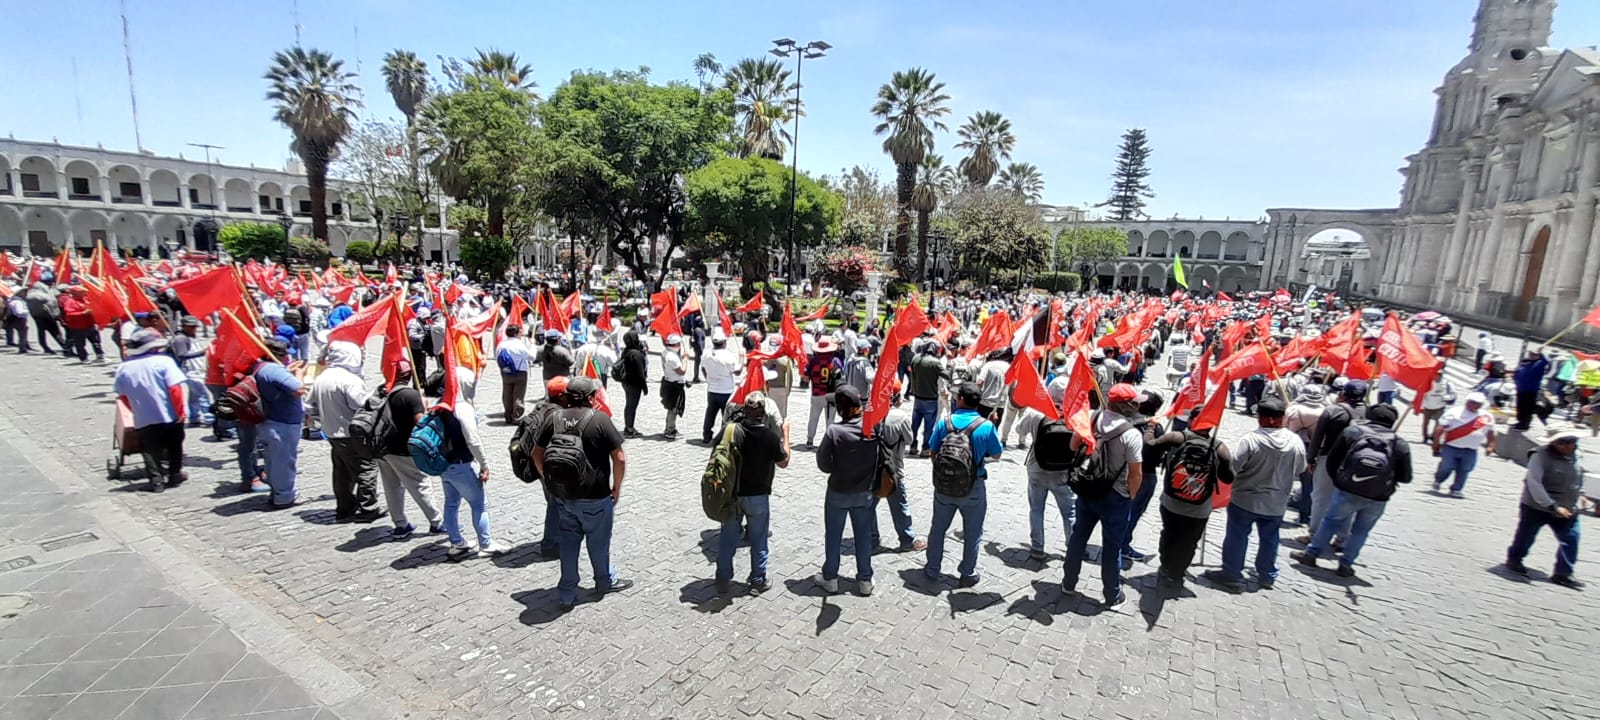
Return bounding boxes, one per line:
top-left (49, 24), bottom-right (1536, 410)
top-left (929, 409), bottom-right (1003, 480)
top-left (113, 353), bottom-right (187, 429)
top-left (255, 362), bottom-right (305, 425)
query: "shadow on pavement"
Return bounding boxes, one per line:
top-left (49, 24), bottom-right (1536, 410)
top-left (1005, 580), bottom-right (1068, 626)
top-left (897, 568), bottom-right (944, 597)
top-left (677, 579), bottom-right (733, 614)
top-left (1486, 564), bottom-right (1547, 584)
top-left (333, 527), bottom-right (393, 553)
top-left (983, 540), bottom-right (1046, 570)
top-left (510, 588), bottom-right (568, 626)
top-left (490, 542), bottom-right (557, 569)
top-left (947, 590), bottom-right (1003, 617)
top-left (389, 541), bottom-right (451, 570)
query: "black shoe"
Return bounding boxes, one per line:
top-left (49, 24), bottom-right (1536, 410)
top-left (166, 472), bottom-right (187, 487)
top-left (1505, 560), bottom-right (1530, 576)
top-left (1201, 570), bottom-right (1243, 594)
top-left (714, 579), bottom-right (731, 595)
top-left (557, 601), bottom-right (575, 613)
top-left (957, 574), bottom-right (980, 589)
top-left (1103, 591), bottom-right (1127, 609)
top-left (1335, 565), bottom-right (1356, 578)
top-left (428, 523), bottom-right (446, 535)
top-left (1551, 575), bottom-right (1585, 590)
top-left (747, 578), bottom-right (771, 595)
top-left (350, 509), bottom-right (386, 524)
top-left (1292, 551), bottom-right (1320, 568)
top-left (601, 578), bottom-right (634, 595)
top-left (1258, 578), bottom-right (1275, 590)
top-left (147, 479), bottom-right (165, 493)
top-left (391, 524), bottom-right (416, 539)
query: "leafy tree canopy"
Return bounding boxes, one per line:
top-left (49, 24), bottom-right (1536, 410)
top-left (950, 190), bottom-right (1051, 283)
top-left (683, 156), bottom-right (840, 290)
top-left (419, 76), bottom-right (540, 237)
top-left (457, 234), bottom-right (519, 282)
top-left (343, 240), bottom-right (377, 264)
top-left (1057, 226), bottom-right (1127, 268)
top-left (219, 223), bottom-right (287, 262)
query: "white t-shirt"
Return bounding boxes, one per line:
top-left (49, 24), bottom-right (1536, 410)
top-left (703, 347), bottom-right (741, 394)
top-left (1438, 405), bottom-right (1492, 448)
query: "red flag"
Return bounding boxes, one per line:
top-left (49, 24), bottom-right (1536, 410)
top-left (1216, 292), bottom-right (1233, 302)
top-left (53, 249), bottom-right (74, 285)
top-left (650, 290), bottom-right (680, 339)
top-left (1188, 368), bottom-right (1230, 432)
top-left (1376, 313), bottom-right (1442, 407)
top-left (1582, 304), bottom-right (1600, 329)
top-left (0, 253), bottom-right (16, 278)
top-left (455, 301), bottom-right (504, 338)
top-left (735, 291), bottom-right (764, 314)
top-left (123, 259), bottom-right (147, 279)
top-left (506, 293), bottom-right (533, 329)
top-left (677, 292), bottom-right (703, 319)
top-left (1005, 354), bottom-right (1061, 422)
top-left (596, 300), bottom-right (616, 334)
top-left (1061, 350), bottom-right (1097, 453)
top-left (578, 355), bottom-right (615, 417)
top-left (862, 297), bottom-right (930, 437)
top-left (731, 355), bottom-right (768, 405)
top-left (385, 262), bottom-right (398, 284)
top-left (711, 291), bottom-right (733, 336)
top-left (965, 310), bottom-right (1013, 362)
top-left (119, 276), bottom-right (161, 317)
top-left (559, 291), bottom-right (582, 322)
top-left (796, 301), bottom-right (831, 323)
top-left (212, 309), bottom-right (274, 381)
top-left (327, 291), bottom-right (396, 345)
top-left (80, 276), bottom-right (130, 327)
top-left (934, 311), bottom-right (960, 344)
top-left (1218, 343), bottom-right (1273, 380)
top-left (1167, 343), bottom-right (1211, 419)
top-left (382, 296), bottom-right (411, 391)
top-left (433, 285), bottom-right (460, 411)
top-left (168, 266), bottom-right (245, 318)
top-left (779, 303), bottom-right (806, 363)
top-left (1254, 312), bottom-right (1273, 340)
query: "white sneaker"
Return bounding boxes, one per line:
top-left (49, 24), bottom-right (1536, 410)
top-left (446, 544), bottom-right (473, 560)
top-left (478, 542), bottom-right (508, 558)
top-left (813, 573), bottom-right (839, 594)
top-left (857, 580), bottom-right (874, 596)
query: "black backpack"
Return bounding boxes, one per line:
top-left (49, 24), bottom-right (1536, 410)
top-left (1065, 412), bottom-right (1134, 500)
top-left (543, 409), bottom-right (601, 499)
top-left (1032, 419), bottom-right (1077, 471)
top-left (932, 417), bottom-right (983, 497)
top-left (1164, 432), bottom-right (1220, 505)
top-left (346, 388), bottom-right (391, 459)
top-left (508, 403), bottom-right (560, 483)
top-left (1335, 425), bottom-right (1399, 500)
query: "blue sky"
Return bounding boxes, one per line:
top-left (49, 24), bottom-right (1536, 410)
top-left (5, 0), bottom-right (1598, 221)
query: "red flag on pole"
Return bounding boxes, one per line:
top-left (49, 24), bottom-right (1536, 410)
top-left (965, 310), bottom-right (1013, 362)
top-left (579, 355), bottom-right (614, 416)
top-left (326, 292), bottom-right (396, 345)
top-left (212, 309), bottom-right (274, 381)
top-left (1188, 368), bottom-right (1230, 432)
top-left (711, 291), bottom-right (733, 336)
top-left (53, 249), bottom-right (74, 285)
top-left (0, 253), bottom-right (16, 278)
top-left (168, 266), bottom-right (245, 318)
top-left (862, 297), bottom-right (929, 437)
top-left (1376, 313), bottom-right (1442, 408)
top-left (596, 300), bottom-right (616, 334)
top-left (119, 276), bottom-right (161, 317)
top-left (779, 303), bottom-right (806, 363)
top-left (1218, 343), bottom-right (1274, 380)
top-left (796, 301), bottom-right (831, 323)
top-left (382, 296), bottom-right (412, 391)
top-left (649, 290), bottom-right (680, 339)
top-left (1061, 350), bottom-right (1098, 453)
top-left (1581, 303), bottom-right (1600, 329)
top-left (731, 354), bottom-right (769, 405)
top-left (1167, 345), bottom-right (1212, 420)
top-left (735, 290), bottom-right (764, 314)
top-left (433, 285), bottom-right (460, 411)
top-left (677, 293), bottom-right (703, 319)
top-left (1005, 353), bottom-right (1061, 422)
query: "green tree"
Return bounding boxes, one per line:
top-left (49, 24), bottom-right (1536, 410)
top-left (219, 223), bottom-right (287, 262)
top-left (1106, 128), bottom-right (1154, 221)
top-left (343, 239), bottom-right (376, 264)
top-left (871, 68), bottom-right (951, 277)
top-left (817, 245), bottom-right (882, 296)
top-left (531, 69), bottom-right (733, 289)
top-left (997, 162), bottom-right (1044, 203)
top-left (912, 154), bottom-right (955, 282)
top-left (419, 76), bottom-right (539, 238)
top-left (381, 50), bottom-right (429, 123)
top-left (264, 47), bottom-right (361, 244)
top-left (290, 235), bottom-right (331, 265)
top-left (723, 57), bottom-right (798, 160)
top-left (950, 190), bottom-right (1050, 286)
top-left (683, 156), bottom-right (841, 296)
top-left (692, 53), bottom-right (723, 90)
top-left (955, 110), bottom-right (1014, 187)
top-left (834, 165), bottom-right (894, 249)
top-left (470, 49), bottom-right (537, 94)
top-left (457, 234), bottom-right (519, 282)
top-left (1057, 225), bottom-right (1127, 271)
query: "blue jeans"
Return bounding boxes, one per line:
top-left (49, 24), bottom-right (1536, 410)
top-left (1508, 503), bottom-right (1581, 577)
top-left (207, 383), bottom-right (234, 438)
top-left (1435, 445), bottom-right (1478, 492)
top-left (185, 379), bottom-right (211, 425)
top-left (441, 462), bottom-right (490, 549)
top-left (556, 497), bottom-right (618, 604)
top-left (1123, 469), bottom-right (1158, 556)
top-left (871, 478), bottom-right (916, 548)
top-left (1063, 491), bottom-right (1131, 602)
top-left (924, 482), bottom-right (987, 581)
top-left (1027, 470), bottom-right (1074, 553)
top-left (822, 490), bottom-right (874, 581)
top-left (716, 495), bottom-right (770, 583)
top-left (1307, 489), bottom-right (1387, 566)
top-left (541, 485), bottom-right (560, 551)
top-left (234, 422), bottom-right (260, 483)
top-left (259, 420), bottom-right (300, 505)
top-left (910, 399), bottom-right (939, 451)
top-left (1220, 504), bottom-right (1284, 583)
top-left (1377, 390), bottom-right (1396, 405)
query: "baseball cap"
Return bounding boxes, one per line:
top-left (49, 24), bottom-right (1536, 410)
top-left (1256, 396), bottom-right (1288, 418)
top-left (956, 382), bottom-right (982, 408)
top-left (1341, 379), bottom-right (1369, 399)
top-left (566, 376), bottom-right (600, 399)
top-left (545, 376), bottom-right (569, 397)
top-left (1107, 383), bottom-right (1140, 404)
top-left (263, 337), bottom-right (290, 358)
top-left (834, 385), bottom-right (862, 411)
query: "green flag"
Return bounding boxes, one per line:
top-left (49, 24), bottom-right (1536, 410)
top-left (1172, 255), bottom-right (1188, 288)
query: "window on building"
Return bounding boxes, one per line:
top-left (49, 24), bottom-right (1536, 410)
top-left (21, 174), bottom-right (40, 192)
top-left (273, 197), bottom-right (284, 212)
top-left (331, 202), bottom-right (343, 217)
top-left (298, 200), bottom-right (312, 214)
top-left (119, 182), bottom-right (141, 198)
top-left (189, 187), bottom-right (199, 204)
top-left (259, 194), bottom-right (271, 210)
top-left (71, 177), bottom-right (91, 195)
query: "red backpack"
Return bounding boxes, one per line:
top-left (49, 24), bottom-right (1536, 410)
top-left (215, 369), bottom-right (267, 425)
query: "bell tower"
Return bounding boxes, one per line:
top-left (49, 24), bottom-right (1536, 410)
top-left (1469, 0), bottom-right (1554, 60)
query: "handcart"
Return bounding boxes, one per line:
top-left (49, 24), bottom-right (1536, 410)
top-left (106, 396), bottom-right (149, 481)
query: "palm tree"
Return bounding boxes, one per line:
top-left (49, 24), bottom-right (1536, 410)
top-left (381, 50), bottom-right (429, 125)
top-left (871, 68), bottom-right (951, 275)
top-left (912, 154), bottom-right (954, 282)
top-left (955, 110), bottom-right (1015, 187)
top-left (723, 57), bottom-right (798, 160)
top-left (470, 49), bottom-right (536, 94)
top-left (997, 162), bottom-right (1045, 203)
top-left (265, 47), bottom-right (361, 244)
top-left (693, 53), bottom-right (723, 91)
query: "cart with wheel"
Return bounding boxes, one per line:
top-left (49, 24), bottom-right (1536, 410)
top-left (106, 396), bottom-right (148, 481)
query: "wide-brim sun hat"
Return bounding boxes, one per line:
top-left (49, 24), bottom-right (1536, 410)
top-left (814, 338), bottom-right (838, 354)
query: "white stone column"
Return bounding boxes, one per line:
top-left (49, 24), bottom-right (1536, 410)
top-left (98, 173), bottom-right (111, 203)
top-left (703, 260), bottom-right (721, 330)
top-left (178, 183), bottom-right (191, 208)
top-left (55, 171), bottom-right (68, 198)
top-left (6, 168), bottom-right (19, 195)
top-left (865, 270), bottom-right (884, 326)
top-left (1562, 121), bottom-right (1600, 311)
top-left (139, 178), bottom-right (152, 206)
top-left (1433, 160), bottom-right (1483, 305)
top-left (1467, 155), bottom-right (1517, 308)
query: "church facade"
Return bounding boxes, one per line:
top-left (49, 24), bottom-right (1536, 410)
top-left (1262, 0), bottom-right (1600, 334)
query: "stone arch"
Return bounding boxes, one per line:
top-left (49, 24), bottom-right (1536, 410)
top-left (67, 209), bottom-right (111, 250)
top-left (21, 206), bottom-right (68, 255)
top-left (188, 173), bottom-right (218, 209)
top-left (1145, 230), bottom-right (1170, 258)
top-left (149, 169), bottom-right (182, 207)
top-left (1224, 231), bottom-right (1252, 261)
top-left (108, 164), bottom-right (143, 204)
top-left (109, 212), bottom-right (153, 254)
top-left (289, 185), bottom-right (311, 217)
top-left (1126, 230), bottom-right (1144, 257)
top-left (224, 179), bottom-right (254, 213)
top-left (1172, 230), bottom-right (1196, 259)
top-left (62, 159), bottom-right (100, 200)
top-left (1189, 264), bottom-right (1220, 289)
top-left (152, 214), bottom-right (189, 256)
top-left (257, 181), bottom-right (286, 215)
top-left (0, 206), bottom-right (23, 253)
top-left (18, 156), bottom-right (59, 198)
top-left (1515, 224), bottom-right (1551, 323)
top-left (1094, 261), bottom-right (1117, 291)
top-left (1219, 266), bottom-right (1249, 293)
top-left (1141, 263), bottom-right (1167, 291)
top-left (1196, 231), bottom-right (1222, 259)
top-left (325, 188), bottom-right (345, 220)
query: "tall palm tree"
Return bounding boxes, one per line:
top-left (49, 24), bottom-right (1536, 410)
top-left (470, 49), bottom-right (536, 94)
top-left (265, 47), bottom-right (361, 244)
top-left (381, 50), bottom-right (429, 125)
top-left (955, 110), bottom-right (1015, 187)
top-left (871, 68), bottom-right (951, 275)
top-left (723, 57), bottom-right (798, 160)
top-left (997, 162), bottom-right (1045, 203)
top-left (912, 154), bottom-right (954, 282)
top-left (693, 52), bottom-right (723, 91)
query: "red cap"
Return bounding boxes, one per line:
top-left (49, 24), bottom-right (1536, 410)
top-left (1107, 383), bottom-right (1140, 403)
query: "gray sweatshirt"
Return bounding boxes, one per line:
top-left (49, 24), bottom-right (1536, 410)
top-left (1228, 427), bottom-right (1306, 516)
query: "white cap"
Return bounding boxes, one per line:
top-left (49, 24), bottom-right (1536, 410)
top-left (711, 328), bottom-right (728, 343)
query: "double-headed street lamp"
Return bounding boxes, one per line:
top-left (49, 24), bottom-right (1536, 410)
top-left (771, 37), bottom-right (829, 293)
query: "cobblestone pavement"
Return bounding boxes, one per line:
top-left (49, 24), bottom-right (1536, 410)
top-left (0, 339), bottom-right (1594, 719)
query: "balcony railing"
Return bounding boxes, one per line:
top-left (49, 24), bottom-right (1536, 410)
top-left (1224, 253), bottom-right (1248, 261)
top-left (152, 199), bottom-right (182, 207)
top-left (23, 190), bottom-right (59, 199)
top-left (226, 205), bottom-right (254, 213)
top-left (192, 203), bottom-right (218, 210)
top-left (293, 210), bottom-right (312, 217)
top-left (112, 196), bottom-right (143, 204)
top-left (68, 193), bottom-right (102, 202)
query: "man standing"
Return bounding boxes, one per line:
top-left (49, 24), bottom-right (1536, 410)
top-left (539, 329), bottom-right (574, 384)
top-left (1505, 428), bottom-right (1586, 589)
top-left (495, 325), bottom-right (536, 422)
top-left (1299, 380), bottom-right (1366, 545)
top-left (714, 393), bottom-right (790, 595)
top-left (1418, 368), bottom-right (1456, 443)
top-left (1062, 383), bottom-right (1146, 608)
top-left (924, 383), bottom-right (1004, 587)
top-left (1147, 412), bottom-right (1234, 594)
top-left (1205, 397), bottom-right (1305, 593)
top-left (1018, 376), bottom-right (1075, 561)
top-left (376, 361), bottom-right (443, 539)
top-left (804, 338), bottom-right (843, 449)
top-left (25, 280), bottom-right (63, 355)
top-left (4, 290), bottom-right (30, 353)
top-left (1285, 384), bottom-right (1326, 526)
top-left (575, 332), bottom-right (617, 389)
top-left (908, 343), bottom-right (947, 456)
top-left (974, 348), bottom-right (1012, 424)
top-left (258, 339), bottom-right (308, 509)
top-left (701, 329), bottom-right (741, 444)
top-left (168, 317), bottom-right (211, 428)
top-left (1512, 351), bottom-right (1551, 431)
top-left (533, 377), bottom-right (633, 611)
top-left (871, 392), bottom-right (927, 553)
top-left (1293, 404), bottom-right (1411, 578)
top-left (307, 341), bottom-right (384, 523)
top-left (761, 337), bottom-right (793, 421)
top-left (1432, 391), bottom-right (1495, 498)
top-left (659, 334), bottom-right (688, 439)
top-left (815, 387), bottom-right (878, 595)
top-left (112, 329), bottom-right (188, 493)
top-left (406, 308), bottom-right (436, 380)
top-left (57, 286), bottom-right (104, 362)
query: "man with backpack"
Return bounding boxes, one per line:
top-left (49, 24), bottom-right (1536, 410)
top-left (508, 376), bottom-right (570, 558)
top-left (1146, 410), bottom-right (1234, 594)
top-left (869, 392), bottom-right (926, 554)
top-left (375, 361), bottom-right (443, 539)
top-left (1018, 371), bottom-right (1077, 561)
top-left (1293, 404), bottom-right (1411, 578)
top-left (307, 341), bottom-right (384, 524)
top-left (532, 377), bottom-right (633, 611)
top-left (1298, 380), bottom-right (1367, 546)
top-left (256, 338), bottom-right (309, 509)
top-left (714, 393), bottom-right (790, 595)
top-left (1123, 391), bottom-right (1171, 565)
top-left (923, 383), bottom-right (1004, 587)
top-left (1061, 383), bottom-right (1145, 608)
top-left (496, 324), bottom-right (536, 422)
top-left (414, 381), bottom-right (506, 561)
top-left (815, 386), bottom-right (880, 595)
top-left (539, 329), bottom-right (574, 384)
top-left (1204, 396), bottom-right (1306, 593)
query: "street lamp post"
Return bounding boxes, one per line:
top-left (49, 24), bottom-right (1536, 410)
top-left (771, 38), bottom-right (829, 297)
top-left (391, 213), bottom-right (410, 265)
top-left (276, 212), bottom-right (293, 268)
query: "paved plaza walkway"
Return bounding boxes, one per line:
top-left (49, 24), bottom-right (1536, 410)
top-left (0, 340), bottom-right (1593, 719)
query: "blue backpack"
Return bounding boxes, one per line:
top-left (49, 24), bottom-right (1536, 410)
top-left (408, 411), bottom-right (453, 476)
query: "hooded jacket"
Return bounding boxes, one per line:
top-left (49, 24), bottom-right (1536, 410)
top-left (307, 341), bottom-right (370, 437)
top-left (25, 283), bottom-right (59, 321)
